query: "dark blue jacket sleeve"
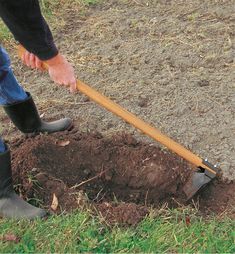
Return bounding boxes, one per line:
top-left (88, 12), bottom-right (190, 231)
top-left (0, 0), bottom-right (58, 60)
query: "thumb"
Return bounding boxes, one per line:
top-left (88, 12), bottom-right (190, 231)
top-left (70, 80), bottom-right (77, 93)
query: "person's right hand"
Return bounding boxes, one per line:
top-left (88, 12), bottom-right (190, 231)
top-left (45, 54), bottom-right (77, 93)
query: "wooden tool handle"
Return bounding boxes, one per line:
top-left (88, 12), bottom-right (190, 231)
top-left (76, 80), bottom-right (216, 173)
top-left (18, 45), bottom-right (215, 174)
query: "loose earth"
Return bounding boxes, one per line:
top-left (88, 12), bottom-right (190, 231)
top-left (9, 129), bottom-right (235, 225)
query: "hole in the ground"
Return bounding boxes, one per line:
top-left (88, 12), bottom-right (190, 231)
top-left (12, 131), bottom-right (192, 204)
top-left (10, 130), bottom-right (235, 223)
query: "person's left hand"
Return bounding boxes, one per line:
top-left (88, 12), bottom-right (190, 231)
top-left (20, 46), bottom-right (45, 71)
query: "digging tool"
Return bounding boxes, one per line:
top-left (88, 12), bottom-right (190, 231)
top-left (18, 46), bottom-right (219, 199)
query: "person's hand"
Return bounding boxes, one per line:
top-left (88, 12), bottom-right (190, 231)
top-left (20, 47), bottom-right (45, 71)
top-left (19, 45), bottom-right (76, 93)
top-left (45, 54), bottom-right (77, 93)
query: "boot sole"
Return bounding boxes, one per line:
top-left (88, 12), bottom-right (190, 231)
top-left (24, 121), bottom-right (74, 138)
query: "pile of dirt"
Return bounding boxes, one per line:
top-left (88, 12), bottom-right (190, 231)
top-left (9, 130), bottom-right (234, 225)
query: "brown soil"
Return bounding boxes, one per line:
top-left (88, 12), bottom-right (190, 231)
top-left (9, 130), bottom-right (235, 225)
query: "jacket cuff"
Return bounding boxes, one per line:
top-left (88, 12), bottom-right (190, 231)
top-left (32, 44), bottom-right (59, 61)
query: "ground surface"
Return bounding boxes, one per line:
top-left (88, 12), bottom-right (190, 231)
top-left (1, 0), bottom-right (234, 179)
top-left (9, 130), bottom-right (235, 224)
top-left (0, 0), bottom-right (234, 223)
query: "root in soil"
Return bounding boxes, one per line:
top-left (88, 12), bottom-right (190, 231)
top-left (9, 129), bottom-right (235, 225)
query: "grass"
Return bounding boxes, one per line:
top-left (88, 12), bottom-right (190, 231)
top-left (0, 209), bottom-right (234, 253)
top-left (0, 20), bottom-right (12, 43)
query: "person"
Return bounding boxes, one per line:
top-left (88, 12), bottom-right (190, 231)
top-left (0, 0), bottom-right (77, 219)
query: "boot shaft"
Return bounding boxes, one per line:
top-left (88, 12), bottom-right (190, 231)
top-left (3, 92), bottom-right (72, 134)
top-left (0, 147), bottom-right (13, 197)
top-left (0, 146), bottom-right (47, 219)
top-left (3, 92), bottom-right (41, 133)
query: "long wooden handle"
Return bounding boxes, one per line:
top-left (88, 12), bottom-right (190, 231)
top-left (76, 80), bottom-right (216, 173)
top-left (18, 45), bottom-right (216, 174)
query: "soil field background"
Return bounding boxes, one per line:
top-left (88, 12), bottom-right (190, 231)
top-left (1, 0), bottom-right (235, 179)
top-left (0, 0), bottom-right (234, 252)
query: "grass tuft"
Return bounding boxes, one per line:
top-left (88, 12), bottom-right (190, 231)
top-left (0, 209), bottom-right (234, 253)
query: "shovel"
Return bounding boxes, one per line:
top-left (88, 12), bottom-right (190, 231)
top-left (18, 46), bottom-right (219, 199)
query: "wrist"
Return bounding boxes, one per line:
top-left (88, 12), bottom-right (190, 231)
top-left (45, 53), bottom-right (64, 67)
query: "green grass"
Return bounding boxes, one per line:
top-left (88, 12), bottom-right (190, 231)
top-left (0, 209), bottom-right (234, 253)
top-left (0, 20), bottom-right (12, 42)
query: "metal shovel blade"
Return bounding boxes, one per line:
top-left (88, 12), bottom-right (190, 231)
top-left (183, 168), bottom-right (216, 200)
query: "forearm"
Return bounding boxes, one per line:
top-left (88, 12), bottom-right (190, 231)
top-left (0, 0), bottom-right (58, 60)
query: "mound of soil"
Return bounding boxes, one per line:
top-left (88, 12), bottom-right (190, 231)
top-left (9, 130), bottom-right (234, 225)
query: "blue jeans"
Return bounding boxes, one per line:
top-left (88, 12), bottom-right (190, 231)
top-left (0, 46), bottom-right (28, 153)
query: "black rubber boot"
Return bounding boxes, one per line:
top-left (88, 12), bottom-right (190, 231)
top-left (0, 146), bottom-right (46, 219)
top-left (3, 92), bottom-right (73, 134)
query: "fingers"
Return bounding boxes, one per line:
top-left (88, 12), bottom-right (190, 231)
top-left (35, 56), bottom-right (44, 71)
top-left (29, 53), bottom-right (36, 69)
top-left (22, 51), bottom-right (35, 69)
top-left (48, 70), bottom-right (76, 89)
top-left (21, 49), bottom-right (44, 71)
top-left (53, 77), bottom-right (77, 93)
top-left (20, 51), bottom-right (25, 64)
top-left (47, 55), bottom-right (77, 93)
top-left (22, 51), bottom-right (30, 67)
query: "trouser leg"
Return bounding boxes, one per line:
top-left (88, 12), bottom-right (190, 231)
top-left (0, 46), bottom-right (47, 218)
top-left (0, 138), bottom-right (5, 153)
top-left (0, 46), bottom-right (28, 105)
